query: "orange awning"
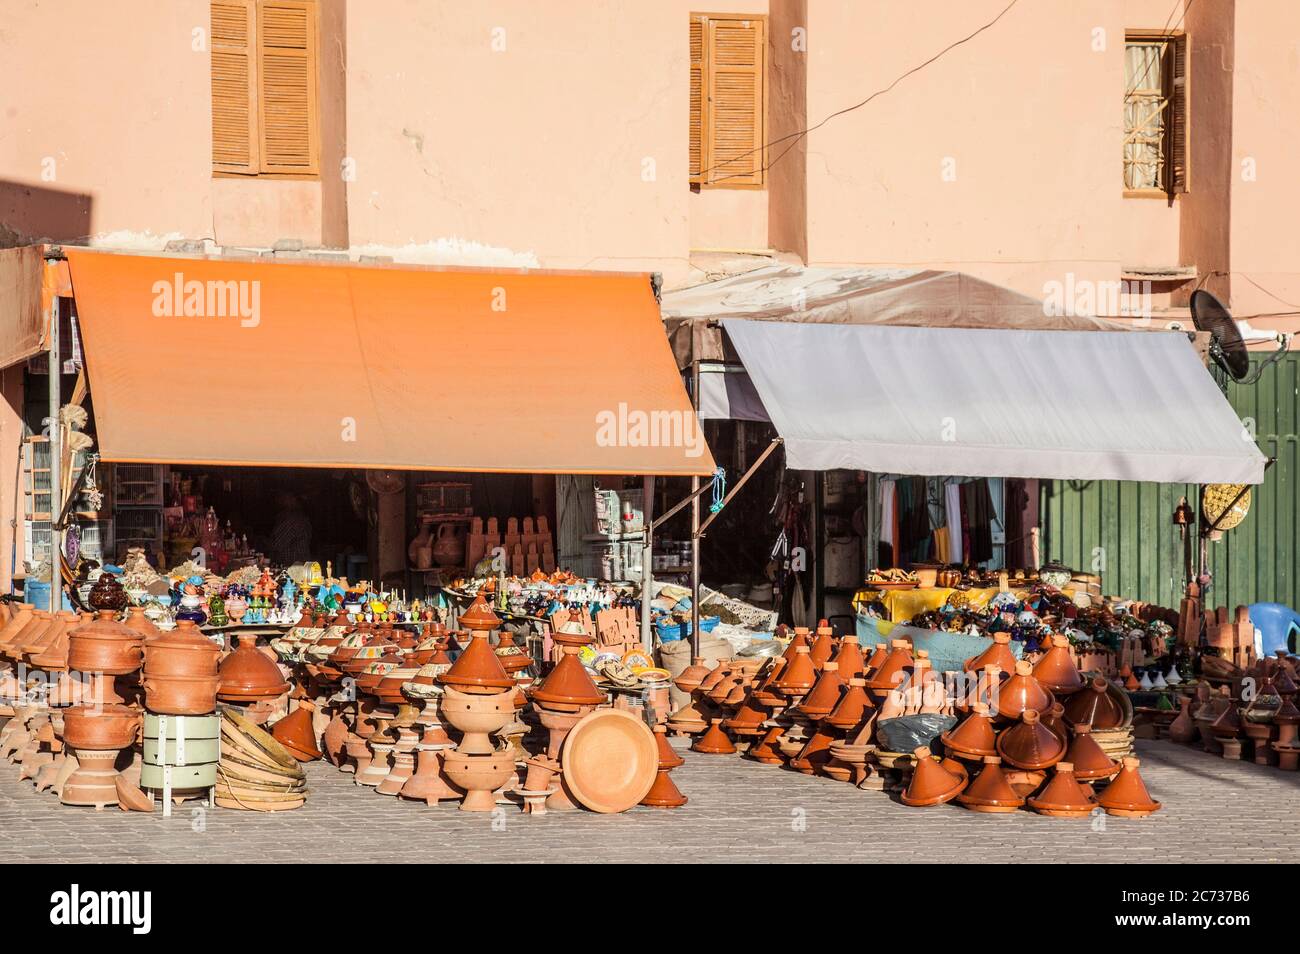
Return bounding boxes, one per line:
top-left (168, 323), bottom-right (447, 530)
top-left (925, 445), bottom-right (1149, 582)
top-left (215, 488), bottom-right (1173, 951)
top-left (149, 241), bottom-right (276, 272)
top-left (65, 249), bottom-right (714, 476)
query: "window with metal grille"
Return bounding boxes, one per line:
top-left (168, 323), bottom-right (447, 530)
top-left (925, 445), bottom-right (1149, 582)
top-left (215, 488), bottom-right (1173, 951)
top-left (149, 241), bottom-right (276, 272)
top-left (1124, 32), bottom-right (1187, 196)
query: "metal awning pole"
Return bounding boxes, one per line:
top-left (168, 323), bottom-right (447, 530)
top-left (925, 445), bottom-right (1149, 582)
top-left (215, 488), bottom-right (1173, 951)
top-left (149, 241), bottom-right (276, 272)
top-left (690, 360), bottom-right (701, 655)
top-left (698, 437), bottom-right (782, 537)
top-left (640, 475), bottom-right (654, 652)
top-left (47, 296), bottom-right (60, 609)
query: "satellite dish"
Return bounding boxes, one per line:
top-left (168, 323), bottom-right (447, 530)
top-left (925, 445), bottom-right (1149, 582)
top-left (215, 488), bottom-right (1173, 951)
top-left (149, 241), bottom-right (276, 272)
top-left (1190, 289), bottom-right (1250, 380)
top-left (364, 470), bottom-right (405, 495)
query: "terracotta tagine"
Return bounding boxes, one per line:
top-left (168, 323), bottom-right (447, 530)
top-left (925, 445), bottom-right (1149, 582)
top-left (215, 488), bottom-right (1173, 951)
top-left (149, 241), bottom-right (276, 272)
top-left (899, 746), bottom-right (967, 807)
top-left (123, 606), bottom-right (163, 644)
top-left (60, 704), bottom-right (141, 810)
top-left (1065, 723), bottom-right (1119, 780)
top-left (1097, 756), bottom-right (1161, 817)
top-left (824, 676), bottom-right (873, 732)
top-left (993, 660), bottom-right (1052, 721)
top-left (1063, 676), bottom-right (1124, 730)
top-left (1026, 761), bottom-right (1096, 818)
top-left (940, 702), bottom-right (998, 760)
top-left (830, 635), bottom-right (866, 681)
top-left (141, 619), bottom-right (221, 715)
top-left (691, 717), bottom-right (736, 754)
top-left (864, 640), bottom-right (914, 697)
top-left (218, 633), bottom-right (289, 702)
top-left (957, 756), bottom-right (1025, 813)
top-left (796, 660), bottom-right (844, 720)
top-left (964, 631), bottom-right (1018, 675)
top-left (437, 630), bottom-right (515, 695)
top-left (271, 702), bottom-right (322, 761)
top-left (1032, 634), bottom-right (1085, 695)
top-left (640, 723), bottom-right (688, 808)
top-left (996, 708), bottom-right (1066, 770)
top-left (67, 611), bottom-right (143, 679)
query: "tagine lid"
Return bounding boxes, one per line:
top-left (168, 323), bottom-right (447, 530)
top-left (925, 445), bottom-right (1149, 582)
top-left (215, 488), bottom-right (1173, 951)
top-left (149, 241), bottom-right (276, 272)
top-left (1026, 762), bottom-right (1095, 813)
top-left (995, 708), bottom-right (1066, 769)
top-left (529, 650), bottom-right (606, 707)
top-left (1096, 757), bottom-right (1162, 814)
top-left (957, 755), bottom-right (1025, 809)
top-left (217, 636), bottom-right (290, 700)
top-left (939, 704), bottom-right (998, 757)
top-left (458, 593), bottom-right (501, 632)
top-left (437, 631), bottom-right (514, 691)
top-left (1032, 635), bottom-right (1085, 693)
top-left (899, 746), bottom-right (967, 807)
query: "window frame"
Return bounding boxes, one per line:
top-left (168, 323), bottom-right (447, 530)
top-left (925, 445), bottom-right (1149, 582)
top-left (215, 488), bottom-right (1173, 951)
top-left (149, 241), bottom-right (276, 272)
top-left (1123, 29), bottom-right (1188, 200)
top-left (690, 12), bottom-right (768, 191)
top-left (211, 0), bottom-right (321, 180)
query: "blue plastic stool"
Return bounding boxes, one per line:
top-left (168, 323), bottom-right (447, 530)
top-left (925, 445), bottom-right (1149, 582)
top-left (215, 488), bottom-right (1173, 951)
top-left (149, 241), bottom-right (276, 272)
top-left (1248, 602), bottom-right (1300, 657)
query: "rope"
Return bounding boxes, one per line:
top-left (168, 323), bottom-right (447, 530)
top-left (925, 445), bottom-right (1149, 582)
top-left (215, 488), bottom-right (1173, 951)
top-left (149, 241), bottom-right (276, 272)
top-left (709, 468), bottom-right (726, 514)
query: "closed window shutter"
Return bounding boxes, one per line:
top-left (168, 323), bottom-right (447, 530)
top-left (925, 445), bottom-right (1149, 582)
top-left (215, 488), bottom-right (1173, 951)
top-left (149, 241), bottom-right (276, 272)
top-left (257, 0), bottom-right (319, 174)
top-left (705, 17), bottom-right (764, 186)
top-left (1168, 34), bottom-right (1188, 193)
top-left (211, 0), bottom-right (258, 173)
top-left (689, 16), bottom-right (706, 183)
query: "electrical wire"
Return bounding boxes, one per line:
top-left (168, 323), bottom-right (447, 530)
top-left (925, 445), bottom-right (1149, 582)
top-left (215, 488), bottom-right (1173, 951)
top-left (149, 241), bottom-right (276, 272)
top-left (699, 0), bottom-right (1021, 185)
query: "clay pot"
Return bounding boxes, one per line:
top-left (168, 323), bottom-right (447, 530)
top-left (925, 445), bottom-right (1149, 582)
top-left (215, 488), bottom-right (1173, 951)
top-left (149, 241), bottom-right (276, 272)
top-left (439, 685), bottom-right (514, 754)
top-left (441, 750), bottom-right (515, 812)
top-left (641, 725), bottom-right (689, 808)
top-left (123, 606), bottom-right (163, 644)
top-left (271, 703), bottom-right (322, 761)
top-left (401, 741), bottom-right (465, 806)
top-left (1026, 761), bottom-right (1096, 818)
top-left (62, 704), bottom-right (140, 751)
top-left (899, 746), bottom-right (966, 807)
top-left (996, 708), bottom-right (1065, 770)
top-left (529, 646), bottom-right (606, 708)
top-left (674, 656), bottom-right (713, 694)
top-left (67, 610), bottom-right (143, 676)
top-left (940, 703), bottom-right (998, 759)
top-left (993, 660), bottom-right (1052, 721)
top-left (824, 677), bottom-right (873, 731)
top-left (957, 756), bottom-right (1025, 813)
top-left (438, 631), bottom-right (515, 694)
top-left (964, 631), bottom-right (1017, 674)
top-left (141, 673), bottom-right (221, 715)
top-left (142, 620), bottom-right (220, 677)
top-left (1065, 723), bottom-right (1118, 780)
top-left (218, 634), bottom-right (289, 701)
top-left (1032, 635), bottom-right (1084, 695)
top-left (561, 708), bottom-right (659, 813)
top-left (797, 661), bottom-right (844, 719)
top-left (458, 593), bottom-right (502, 632)
top-left (864, 640), bottom-right (914, 695)
top-left (774, 645), bottom-right (817, 696)
top-left (1063, 676), bottom-right (1124, 730)
top-left (808, 628), bottom-right (835, 671)
top-left (1097, 756), bottom-right (1161, 817)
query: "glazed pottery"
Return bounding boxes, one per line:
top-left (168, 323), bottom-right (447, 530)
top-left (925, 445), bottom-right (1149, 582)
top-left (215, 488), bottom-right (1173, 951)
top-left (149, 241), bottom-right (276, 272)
top-left (1063, 677), bottom-right (1124, 729)
top-left (217, 634), bottom-right (289, 701)
top-left (899, 746), bottom-right (966, 807)
top-left (993, 660), bottom-right (1051, 721)
top-left (1065, 723), bottom-right (1119, 780)
top-left (87, 574), bottom-right (129, 612)
top-left (956, 756), bottom-right (1025, 813)
top-left (940, 703), bottom-right (998, 759)
top-left (561, 708), bottom-right (658, 813)
top-left (996, 708), bottom-right (1066, 770)
top-left (1026, 762), bottom-right (1095, 818)
top-left (1097, 757), bottom-right (1161, 817)
top-left (1032, 635), bottom-right (1084, 695)
top-left (964, 631), bottom-right (1017, 675)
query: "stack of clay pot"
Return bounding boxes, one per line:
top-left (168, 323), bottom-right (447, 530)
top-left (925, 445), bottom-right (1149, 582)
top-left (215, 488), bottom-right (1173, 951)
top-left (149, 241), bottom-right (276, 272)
top-left (216, 707), bottom-right (307, 811)
top-left (523, 612), bottom-right (608, 813)
top-left (436, 595), bottom-right (519, 811)
top-left (1176, 652), bottom-right (1300, 769)
top-left (61, 611), bottom-right (144, 810)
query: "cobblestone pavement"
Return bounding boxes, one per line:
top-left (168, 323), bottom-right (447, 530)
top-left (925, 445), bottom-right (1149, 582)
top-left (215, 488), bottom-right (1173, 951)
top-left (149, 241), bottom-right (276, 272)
top-left (1, 738), bottom-right (1296, 863)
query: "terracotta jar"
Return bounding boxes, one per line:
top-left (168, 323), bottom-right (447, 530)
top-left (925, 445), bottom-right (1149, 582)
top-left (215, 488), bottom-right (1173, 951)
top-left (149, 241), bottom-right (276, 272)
top-left (67, 610), bottom-right (143, 676)
top-left (993, 660), bottom-right (1052, 721)
top-left (957, 756), bottom-right (1025, 813)
top-left (1166, 696), bottom-right (1198, 745)
top-left (996, 708), bottom-right (1066, 770)
top-left (1032, 634), bottom-right (1085, 695)
top-left (1026, 761), bottom-right (1095, 818)
top-left (900, 746), bottom-right (967, 807)
top-left (1097, 757), bottom-right (1161, 817)
top-left (1063, 676), bottom-right (1124, 730)
top-left (964, 631), bottom-right (1017, 675)
top-left (217, 633), bottom-right (289, 702)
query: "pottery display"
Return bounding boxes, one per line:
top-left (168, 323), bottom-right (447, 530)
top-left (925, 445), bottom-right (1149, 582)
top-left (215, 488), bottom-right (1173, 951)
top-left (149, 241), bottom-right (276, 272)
top-left (217, 633), bottom-right (289, 702)
top-left (1026, 762), bottom-right (1095, 818)
top-left (1097, 757), bottom-right (1161, 817)
top-left (899, 746), bottom-right (966, 807)
top-left (995, 709), bottom-right (1065, 770)
top-left (956, 756), bottom-right (1024, 813)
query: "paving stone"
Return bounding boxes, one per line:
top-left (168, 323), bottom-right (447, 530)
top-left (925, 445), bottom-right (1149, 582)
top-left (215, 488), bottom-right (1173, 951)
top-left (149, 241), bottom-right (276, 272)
top-left (0, 739), bottom-right (1295, 863)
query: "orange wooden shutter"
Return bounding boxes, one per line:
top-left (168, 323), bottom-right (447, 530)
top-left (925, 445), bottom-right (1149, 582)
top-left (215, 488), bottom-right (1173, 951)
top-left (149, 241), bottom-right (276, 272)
top-left (689, 16), bottom-right (707, 183)
top-left (1168, 33), bottom-right (1188, 193)
top-left (705, 17), bottom-right (765, 185)
top-left (211, 0), bottom-right (258, 173)
top-left (257, 0), bottom-right (319, 174)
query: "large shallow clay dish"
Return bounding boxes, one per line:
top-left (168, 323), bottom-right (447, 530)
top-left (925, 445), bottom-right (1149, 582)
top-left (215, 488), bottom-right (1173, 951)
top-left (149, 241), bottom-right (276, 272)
top-left (560, 709), bottom-right (658, 813)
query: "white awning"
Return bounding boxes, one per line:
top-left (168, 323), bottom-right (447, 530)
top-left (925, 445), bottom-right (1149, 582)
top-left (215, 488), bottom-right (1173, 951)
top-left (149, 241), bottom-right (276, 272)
top-left (722, 320), bottom-right (1267, 484)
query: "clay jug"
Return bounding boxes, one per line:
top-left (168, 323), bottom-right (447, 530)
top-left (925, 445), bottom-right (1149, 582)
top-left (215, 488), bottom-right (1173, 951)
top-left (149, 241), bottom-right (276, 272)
top-left (433, 523), bottom-right (465, 568)
top-left (1167, 696), bottom-right (1197, 744)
